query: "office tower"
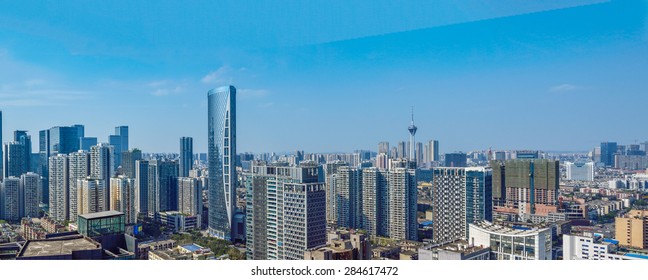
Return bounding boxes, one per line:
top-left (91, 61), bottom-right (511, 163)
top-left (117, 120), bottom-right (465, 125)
top-left (149, 160), bottom-right (179, 214)
top-left (445, 152), bottom-right (467, 167)
top-left (110, 176), bottom-right (137, 224)
top-left (109, 126), bottom-right (129, 170)
top-left (21, 172), bottom-right (40, 218)
top-left (135, 160), bottom-right (149, 216)
top-left (600, 142), bottom-right (618, 167)
top-left (432, 167), bottom-right (492, 243)
top-left (179, 137), bottom-right (194, 177)
top-left (378, 142), bottom-right (390, 156)
top-left (1, 177), bottom-right (20, 221)
top-left (79, 137), bottom-right (98, 152)
top-left (565, 162), bottom-right (594, 181)
top-left (48, 154), bottom-right (69, 221)
top-left (388, 167), bottom-right (417, 241)
top-left (335, 166), bottom-right (363, 229)
top-left (245, 162), bottom-right (326, 260)
top-left (494, 151), bottom-right (507, 161)
top-left (615, 210), bottom-right (648, 250)
top-left (408, 109), bottom-right (418, 162)
top-left (397, 141), bottom-right (406, 159)
top-left (390, 147), bottom-right (398, 160)
top-left (90, 143), bottom-right (114, 212)
top-left (77, 178), bottom-right (105, 215)
top-left (428, 140), bottom-right (440, 162)
top-left (121, 149), bottom-right (142, 178)
top-left (39, 125), bottom-right (83, 204)
top-left (68, 150), bottom-right (90, 221)
top-left (3, 142), bottom-right (27, 178)
top-left (324, 161), bottom-right (348, 224)
top-left (14, 130), bottom-right (31, 174)
top-left (361, 168), bottom-right (388, 237)
top-left (178, 177), bottom-right (202, 217)
top-left (208, 85), bottom-right (237, 240)
top-left (490, 159), bottom-right (559, 221)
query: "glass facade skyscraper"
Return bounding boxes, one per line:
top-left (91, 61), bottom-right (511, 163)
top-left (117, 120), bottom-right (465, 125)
top-left (208, 85), bottom-right (237, 240)
top-left (179, 137), bottom-right (194, 177)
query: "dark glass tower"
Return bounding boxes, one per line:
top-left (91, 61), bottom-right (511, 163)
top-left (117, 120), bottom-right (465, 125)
top-left (179, 137), bottom-right (194, 177)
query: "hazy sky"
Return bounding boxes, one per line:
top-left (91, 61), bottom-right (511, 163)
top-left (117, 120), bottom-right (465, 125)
top-left (1, 0), bottom-right (646, 154)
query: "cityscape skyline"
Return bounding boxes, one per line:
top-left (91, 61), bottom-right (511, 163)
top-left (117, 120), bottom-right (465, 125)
top-left (1, 1), bottom-right (647, 153)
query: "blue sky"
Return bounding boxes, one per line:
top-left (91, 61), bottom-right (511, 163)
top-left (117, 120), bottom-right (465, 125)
top-left (0, 0), bottom-right (646, 153)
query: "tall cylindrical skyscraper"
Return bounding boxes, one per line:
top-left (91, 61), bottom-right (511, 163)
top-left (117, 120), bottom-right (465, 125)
top-left (208, 85), bottom-right (236, 241)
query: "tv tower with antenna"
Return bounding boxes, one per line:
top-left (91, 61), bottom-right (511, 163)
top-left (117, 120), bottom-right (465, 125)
top-left (408, 107), bottom-right (418, 162)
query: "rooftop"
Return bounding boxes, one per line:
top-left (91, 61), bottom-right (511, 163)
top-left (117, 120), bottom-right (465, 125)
top-left (19, 235), bottom-right (100, 257)
top-left (79, 211), bottom-right (124, 220)
top-left (471, 221), bottom-right (551, 237)
top-left (181, 244), bottom-right (203, 253)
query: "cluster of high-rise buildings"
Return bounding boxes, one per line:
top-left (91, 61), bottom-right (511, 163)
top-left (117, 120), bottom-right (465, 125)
top-left (2, 84), bottom-right (648, 262)
top-left (0, 112), bottom-right (203, 232)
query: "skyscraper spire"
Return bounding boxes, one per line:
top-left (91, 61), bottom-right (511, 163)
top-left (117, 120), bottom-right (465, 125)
top-left (408, 107), bottom-right (418, 162)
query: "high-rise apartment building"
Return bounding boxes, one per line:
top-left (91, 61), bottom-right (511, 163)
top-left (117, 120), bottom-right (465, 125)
top-left (245, 162), bottom-right (326, 260)
top-left (21, 172), bottom-right (40, 218)
top-left (324, 161), bottom-right (347, 224)
top-left (48, 154), bottom-right (69, 221)
top-left (178, 177), bottom-right (202, 217)
top-left (397, 141), bottom-right (406, 159)
top-left (615, 210), bottom-right (648, 249)
top-left (428, 140), bottom-right (440, 162)
top-left (77, 178), bottom-right (105, 216)
top-left (90, 143), bottom-right (114, 212)
top-left (110, 176), bottom-right (137, 224)
top-left (432, 167), bottom-right (492, 243)
top-left (68, 150), bottom-right (90, 221)
top-left (1, 177), bottom-right (20, 221)
top-left (378, 142), bottom-right (390, 156)
top-left (388, 167), bottom-right (417, 241)
top-left (208, 86), bottom-right (237, 240)
top-left (361, 168), bottom-right (389, 237)
top-left (179, 137), bottom-right (194, 177)
top-left (335, 166), bottom-right (362, 229)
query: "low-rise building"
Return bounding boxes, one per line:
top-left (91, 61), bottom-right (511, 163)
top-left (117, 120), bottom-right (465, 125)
top-left (563, 232), bottom-right (648, 260)
top-left (418, 239), bottom-right (490, 260)
top-left (158, 211), bottom-right (201, 233)
top-left (16, 234), bottom-right (103, 260)
top-left (148, 243), bottom-right (214, 260)
top-left (469, 221), bottom-right (553, 260)
top-left (305, 231), bottom-right (371, 260)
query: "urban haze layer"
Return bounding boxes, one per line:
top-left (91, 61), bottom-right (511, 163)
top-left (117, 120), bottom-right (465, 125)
top-left (0, 85), bottom-right (647, 261)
